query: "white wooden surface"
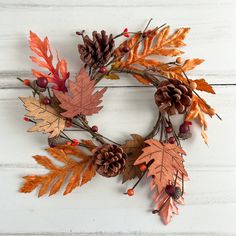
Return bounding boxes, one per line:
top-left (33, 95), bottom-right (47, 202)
top-left (0, 1), bottom-right (236, 235)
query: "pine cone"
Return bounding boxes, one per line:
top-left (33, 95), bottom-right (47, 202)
top-left (155, 79), bottom-right (192, 115)
top-left (77, 30), bottom-right (115, 69)
top-left (93, 144), bottom-right (127, 177)
top-left (48, 136), bottom-right (67, 147)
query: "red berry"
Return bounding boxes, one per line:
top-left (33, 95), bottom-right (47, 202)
top-left (23, 117), bottom-right (30, 122)
top-left (168, 136), bottom-right (175, 144)
top-left (71, 139), bottom-right (79, 146)
top-left (99, 67), bottom-right (107, 74)
top-left (166, 126), bottom-right (173, 133)
top-left (179, 123), bottom-right (190, 134)
top-left (143, 30), bottom-right (152, 38)
top-left (127, 189), bottom-right (134, 196)
top-left (139, 164), bottom-right (147, 172)
top-left (36, 77), bottom-right (48, 88)
top-left (23, 79), bottom-right (30, 86)
top-left (165, 185), bottom-right (176, 197)
top-left (184, 121), bottom-right (192, 126)
top-left (91, 125), bottom-right (98, 132)
top-left (42, 97), bottom-right (51, 105)
top-left (122, 46), bottom-right (130, 53)
top-left (123, 28), bottom-right (129, 37)
top-left (66, 119), bottom-right (72, 128)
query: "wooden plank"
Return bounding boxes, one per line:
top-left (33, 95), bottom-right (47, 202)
top-left (0, 0), bottom-right (236, 85)
top-left (1, 71), bottom-right (236, 89)
top-left (0, 86), bottom-right (235, 168)
top-left (0, 0), bottom-right (235, 7)
top-left (0, 167), bottom-right (236, 234)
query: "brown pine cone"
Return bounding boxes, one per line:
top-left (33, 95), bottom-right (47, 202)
top-left (155, 79), bottom-right (192, 116)
top-left (93, 144), bottom-right (127, 177)
top-left (77, 30), bottom-right (115, 69)
top-left (48, 136), bottom-right (67, 147)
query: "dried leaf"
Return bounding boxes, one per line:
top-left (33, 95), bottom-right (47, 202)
top-left (114, 27), bottom-right (190, 84)
top-left (192, 79), bottom-right (215, 94)
top-left (153, 176), bottom-right (186, 224)
top-left (134, 139), bottom-right (187, 194)
top-left (29, 31), bottom-right (69, 92)
top-left (20, 96), bottom-right (65, 138)
top-left (81, 139), bottom-right (97, 152)
top-left (121, 134), bottom-right (145, 183)
top-left (105, 73), bottom-right (120, 80)
top-left (159, 197), bottom-right (178, 225)
top-left (186, 95), bottom-right (216, 144)
top-left (54, 68), bottom-right (107, 118)
top-left (155, 58), bottom-right (204, 83)
top-left (182, 58), bottom-right (204, 71)
top-left (20, 145), bottom-right (96, 196)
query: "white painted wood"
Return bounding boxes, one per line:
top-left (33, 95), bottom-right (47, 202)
top-left (0, 86), bottom-right (235, 168)
top-left (0, 86), bottom-right (236, 235)
top-left (0, 0), bottom-right (236, 85)
top-left (0, 168), bottom-right (236, 235)
top-left (0, 0), bottom-right (236, 235)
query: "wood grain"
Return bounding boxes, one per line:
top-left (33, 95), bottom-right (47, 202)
top-left (0, 0), bottom-right (236, 85)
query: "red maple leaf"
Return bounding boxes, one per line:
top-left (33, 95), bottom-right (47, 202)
top-left (29, 31), bottom-right (69, 92)
top-left (54, 68), bottom-right (107, 118)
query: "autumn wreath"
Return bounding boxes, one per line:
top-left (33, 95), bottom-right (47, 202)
top-left (18, 20), bottom-right (219, 225)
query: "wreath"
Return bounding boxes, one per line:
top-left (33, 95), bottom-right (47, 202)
top-left (18, 20), bottom-right (220, 225)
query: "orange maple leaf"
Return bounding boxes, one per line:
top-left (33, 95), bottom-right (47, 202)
top-left (54, 68), bottom-right (107, 118)
top-left (29, 31), bottom-right (70, 92)
top-left (20, 145), bottom-right (96, 197)
top-left (134, 139), bottom-right (188, 194)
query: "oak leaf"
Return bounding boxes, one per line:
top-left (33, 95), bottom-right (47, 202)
top-left (134, 139), bottom-right (187, 194)
top-left (20, 96), bottom-right (66, 138)
top-left (193, 79), bottom-right (215, 94)
top-left (185, 95), bottom-right (215, 144)
top-left (29, 31), bottom-right (69, 92)
top-left (54, 68), bottom-right (107, 118)
top-left (114, 27), bottom-right (190, 84)
top-left (155, 59), bottom-right (215, 94)
top-left (20, 145), bottom-right (96, 196)
top-left (121, 134), bottom-right (145, 183)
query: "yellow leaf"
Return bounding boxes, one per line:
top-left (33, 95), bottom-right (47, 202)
top-left (105, 73), bottom-right (120, 80)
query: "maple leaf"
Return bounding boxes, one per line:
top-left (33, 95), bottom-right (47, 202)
top-left (134, 139), bottom-right (187, 194)
top-left (20, 96), bottom-right (66, 138)
top-left (159, 196), bottom-right (178, 225)
top-left (54, 68), bottom-right (107, 118)
top-left (29, 31), bottom-right (70, 92)
top-left (154, 179), bottom-right (185, 224)
top-left (113, 27), bottom-right (190, 84)
top-left (20, 145), bottom-right (96, 196)
top-left (121, 134), bottom-right (145, 183)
